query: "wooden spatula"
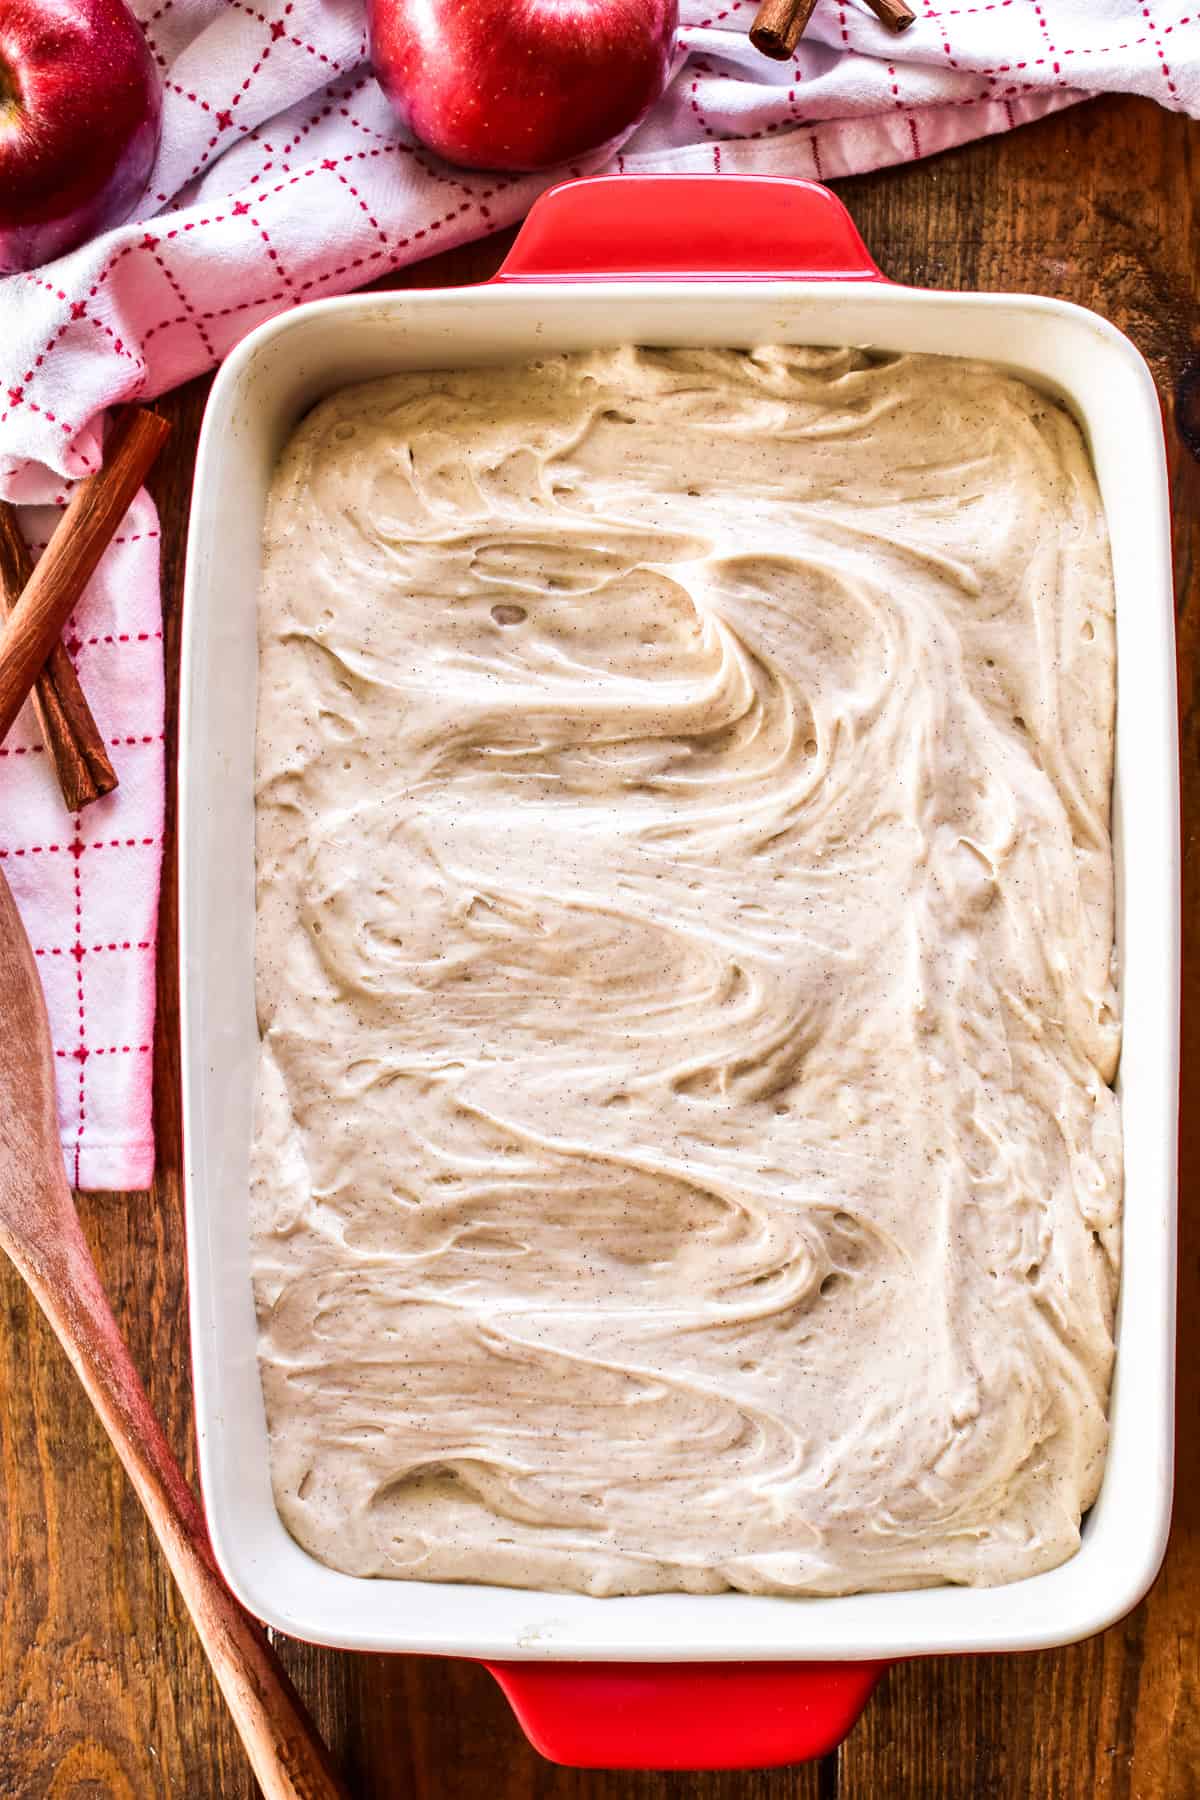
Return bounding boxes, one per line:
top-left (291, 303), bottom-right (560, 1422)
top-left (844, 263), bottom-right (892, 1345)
top-left (0, 864), bottom-right (348, 1800)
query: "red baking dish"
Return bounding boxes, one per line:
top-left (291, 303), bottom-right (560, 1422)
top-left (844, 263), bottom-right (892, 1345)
top-left (179, 174), bottom-right (1178, 1769)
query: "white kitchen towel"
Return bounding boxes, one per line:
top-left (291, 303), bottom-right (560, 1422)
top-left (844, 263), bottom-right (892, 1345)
top-left (0, 0), bottom-right (1195, 1187)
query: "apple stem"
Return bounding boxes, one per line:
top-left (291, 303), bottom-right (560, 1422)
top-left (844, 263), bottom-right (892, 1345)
top-left (0, 57), bottom-right (20, 118)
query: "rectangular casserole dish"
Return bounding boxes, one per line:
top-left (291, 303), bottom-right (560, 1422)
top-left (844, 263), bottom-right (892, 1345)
top-left (179, 175), bottom-right (1179, 1769)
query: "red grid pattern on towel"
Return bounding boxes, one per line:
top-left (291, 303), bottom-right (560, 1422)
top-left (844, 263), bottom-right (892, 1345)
top-left (0, 837), bottom-right (162, 858)
top-left (0, 0), bottom-right (1196, 1186)
top-left (0, 498), bottom-right (163, 1191)
top-left (71, 822), bottom-right (87, 1185)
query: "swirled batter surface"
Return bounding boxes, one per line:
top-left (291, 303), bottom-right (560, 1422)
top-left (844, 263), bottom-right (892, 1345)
top-left (252, 347), bottom-right (1121, 1596)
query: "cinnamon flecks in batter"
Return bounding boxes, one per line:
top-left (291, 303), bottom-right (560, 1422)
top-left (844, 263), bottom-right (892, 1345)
top-left (252, 347), bottom-right (1120, 1597)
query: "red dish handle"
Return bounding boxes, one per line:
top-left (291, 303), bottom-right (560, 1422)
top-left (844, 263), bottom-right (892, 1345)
top-left (493, 175), bottom-right (885, 284)
top-left (489, 173), bottom-right (887, 1771)
top-left (485, 1658), bottom-right (888, 1770)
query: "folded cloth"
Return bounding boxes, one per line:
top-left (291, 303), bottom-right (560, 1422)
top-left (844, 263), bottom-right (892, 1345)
top-left (0, 0), bottom-right (1195, 1187)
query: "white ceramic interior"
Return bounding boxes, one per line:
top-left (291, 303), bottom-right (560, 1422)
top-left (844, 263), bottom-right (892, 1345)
top-left (179, 276), bottom-right (1178, 1660)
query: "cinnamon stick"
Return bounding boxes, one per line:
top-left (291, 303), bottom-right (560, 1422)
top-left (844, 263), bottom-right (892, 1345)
top-left (863, 0), bottom-right (916, 30)
top-left (0, 409), bottom-right (170, 751)
top-left (749, 0), bottom-right (914, 53)
top-left (750, 0), bottom-right (818, 57)
top-left (0, 504), bottom-right (118, 811)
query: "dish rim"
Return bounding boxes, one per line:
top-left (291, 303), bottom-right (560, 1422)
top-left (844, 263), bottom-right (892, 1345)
top-left (179, 274), bottom-right (1178, 1660)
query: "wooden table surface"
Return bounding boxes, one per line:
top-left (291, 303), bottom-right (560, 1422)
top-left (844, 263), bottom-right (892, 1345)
top-left (0, 91), bottom-right (1196, 1800)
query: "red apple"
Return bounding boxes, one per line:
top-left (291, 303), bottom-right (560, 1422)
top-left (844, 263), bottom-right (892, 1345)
top-left (368, 0), bottom-right (678, 173)
top-left (0, 0), bottom-right (162, 275)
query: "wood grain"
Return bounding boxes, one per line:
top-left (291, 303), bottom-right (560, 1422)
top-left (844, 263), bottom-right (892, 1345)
top-left (0, 91), bottom-right (1195, 1798)
top-left (0, 867), bottom-right (346, 1800)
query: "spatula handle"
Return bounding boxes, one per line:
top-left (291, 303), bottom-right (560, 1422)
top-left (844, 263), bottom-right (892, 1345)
top-left (14, 1186), bottom-right (348, 1800)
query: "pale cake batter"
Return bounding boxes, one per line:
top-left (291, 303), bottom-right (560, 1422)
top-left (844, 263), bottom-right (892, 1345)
top-left (251, 347), bottom-right (1121, 1596)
